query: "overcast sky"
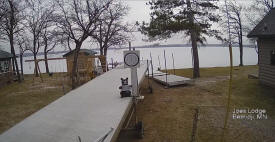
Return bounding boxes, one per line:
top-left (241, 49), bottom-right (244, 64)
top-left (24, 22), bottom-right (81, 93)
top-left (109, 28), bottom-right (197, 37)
top-left (0, 0), bottom-right (260, 52)
top-left (123, 0), bottom-right (257, 46)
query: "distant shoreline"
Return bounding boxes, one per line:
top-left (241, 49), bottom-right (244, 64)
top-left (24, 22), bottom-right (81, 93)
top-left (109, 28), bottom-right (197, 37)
top-left (19, 44), bottom-right (255, 57)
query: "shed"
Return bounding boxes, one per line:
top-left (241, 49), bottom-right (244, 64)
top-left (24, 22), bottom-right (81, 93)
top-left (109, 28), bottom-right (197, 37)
top-left (248, 8), bottom-right (275, 87)
top-left (0, 49), bottom-right (14, 86)
top-left (63, 49), bottom-right (98, 80)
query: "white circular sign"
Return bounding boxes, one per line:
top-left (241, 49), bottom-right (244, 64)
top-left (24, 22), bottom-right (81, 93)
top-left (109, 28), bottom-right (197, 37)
top-left (124, 53), bottom-right (140, 67)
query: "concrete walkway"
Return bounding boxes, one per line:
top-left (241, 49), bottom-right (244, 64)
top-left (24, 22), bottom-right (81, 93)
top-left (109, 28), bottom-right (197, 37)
top-left (0, 62), bottom-right (148, 142)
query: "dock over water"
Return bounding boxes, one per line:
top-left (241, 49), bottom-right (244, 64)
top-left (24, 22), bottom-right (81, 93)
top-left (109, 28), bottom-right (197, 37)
top-left (152, 71), bottom-right (193, 87)
top-left (0, 61), bottom-right (148, 142)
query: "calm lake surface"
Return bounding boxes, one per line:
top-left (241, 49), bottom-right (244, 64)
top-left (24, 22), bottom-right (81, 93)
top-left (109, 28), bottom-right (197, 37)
top-left (20, 47), bottom-right (258, 74)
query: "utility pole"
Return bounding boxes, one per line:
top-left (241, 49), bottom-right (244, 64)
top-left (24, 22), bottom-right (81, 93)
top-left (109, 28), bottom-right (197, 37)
top-left (221, 0), bottom-right (234, 141)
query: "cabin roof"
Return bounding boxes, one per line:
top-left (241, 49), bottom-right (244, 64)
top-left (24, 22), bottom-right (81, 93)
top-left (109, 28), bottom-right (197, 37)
top-left (248, 8), bottom-right (275, 38)
top-left (63, 49), bottom-right (98, 57)
top-left (0, 50), bottom-right (13, 60)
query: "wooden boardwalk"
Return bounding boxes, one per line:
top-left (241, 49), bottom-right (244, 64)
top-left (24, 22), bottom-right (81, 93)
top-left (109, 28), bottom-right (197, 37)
top-left (0, 61), bottom-right (148, 142)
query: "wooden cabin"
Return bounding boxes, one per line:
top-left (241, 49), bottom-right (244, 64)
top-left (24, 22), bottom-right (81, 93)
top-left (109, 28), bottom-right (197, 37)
top-left (248, 8), bottom-right (275, 88)
top-left (0, 50), bottom-right (14, 86)
top-left (63, 49), bottom-right (98, 80)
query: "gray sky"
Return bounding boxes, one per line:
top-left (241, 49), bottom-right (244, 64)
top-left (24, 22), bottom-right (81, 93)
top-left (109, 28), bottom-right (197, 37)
top-left (0, 0), bottom-right (259, 52)
top-left (122, 0), bottom-right (257, 46)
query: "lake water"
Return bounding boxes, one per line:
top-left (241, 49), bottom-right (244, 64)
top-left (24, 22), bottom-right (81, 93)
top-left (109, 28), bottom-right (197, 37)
top-left (19, 47), bottom-right (258, 74)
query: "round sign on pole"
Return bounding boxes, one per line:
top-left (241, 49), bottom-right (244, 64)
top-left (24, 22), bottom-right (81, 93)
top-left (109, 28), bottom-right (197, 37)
top-left (123, 51), bottom-right (140, 68)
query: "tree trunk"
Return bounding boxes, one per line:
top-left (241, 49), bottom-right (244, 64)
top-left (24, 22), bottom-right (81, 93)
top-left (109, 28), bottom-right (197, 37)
top-left (44, 51), bottom-right (50, 74)
top-left (8, 0), bottom-right (16, 74)
top-left (239, 40), bottom-right (243, 66)
top-left (100, 48), bottom-right (103, 56)
top-left (239, 20), bottom-right (244, 66)
top-left (191, 39), bottom-right (200, 78)
top-left (20, 53), bottom-right (24, 80)
top-left (99, 47), bottom-right (107, 72)
top-left (103, 48), bottom-right (108, 71)
top-left (12, 57), bottom-right (15, 72)
top-left (33, 53), bottom-right (39, 77)
top-left (103, 48), bottom-right (107, 56)
top-left (256, 40), bottom-right (259, 65)
top-left (187, 0), bottom-right (200, 78)
top-left (9, 35), bottom-right (21, 82)
top-left (257, 46), bottom-right (259, 65)
top-left (67, 37), bottom-right (72, 51)
top-left (71, 43), bottom-right (82, 89)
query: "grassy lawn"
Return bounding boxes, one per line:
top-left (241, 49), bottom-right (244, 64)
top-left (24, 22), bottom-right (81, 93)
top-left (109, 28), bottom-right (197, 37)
top-left (2, 66), bottom-right (275, 142)
top-left (118, 65), bottom-right (275, 142)
top-left (0, 73), bottom-right (71, 134)
top-left (168, 66), bottom-right (275, 115)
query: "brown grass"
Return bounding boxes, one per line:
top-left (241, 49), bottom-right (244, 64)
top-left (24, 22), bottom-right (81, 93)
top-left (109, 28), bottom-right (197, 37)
top-left (118, 65), bottom-right (275, 142)
top-left (0, 73), bottom-right (71, 134)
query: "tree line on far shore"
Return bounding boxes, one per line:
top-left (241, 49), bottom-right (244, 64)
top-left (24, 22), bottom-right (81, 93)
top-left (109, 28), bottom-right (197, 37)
top-left (0, 0), bottom-right (273, 88)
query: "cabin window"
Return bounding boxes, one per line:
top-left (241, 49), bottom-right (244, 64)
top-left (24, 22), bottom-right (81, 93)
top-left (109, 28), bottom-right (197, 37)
top-left (271, 50), bottom-right (275, 65)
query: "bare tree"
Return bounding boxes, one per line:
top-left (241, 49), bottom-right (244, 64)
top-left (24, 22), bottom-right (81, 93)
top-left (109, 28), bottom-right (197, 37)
top-left (92, 2), bottom-right (130, 56)
top-left (91, 1), bottom-right (131, 71)
top-left (23, 0), bottom-right (55, 77)
top-left (15, 33), bottom-right (27, 80)
top-left (41, 28), bottom-right (60, 75)
top-left (256, 0), bottom-right (274, 12)
top-left (221, 1), bottom-right (244, 66)
top-left (0, 0), bottom-right (6, 26)
top-left (65, 36), bottom-right (73, 51)
top-left (0, 0), bottom-right (24, 82)
top-left (54, 0), bottom-right (112, 89)
top-left (0, 0), bottom-right (7, 39)
top-left (245, 0), bottom-right (274, 29)
top-left (57, 35), bottom-right (73, 53)
top-left (244, 0), bottom-right (274, 65)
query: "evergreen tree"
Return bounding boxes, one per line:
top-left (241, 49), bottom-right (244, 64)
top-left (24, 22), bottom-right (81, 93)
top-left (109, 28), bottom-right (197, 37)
top-left (138, 0), bottom-right (221, 78)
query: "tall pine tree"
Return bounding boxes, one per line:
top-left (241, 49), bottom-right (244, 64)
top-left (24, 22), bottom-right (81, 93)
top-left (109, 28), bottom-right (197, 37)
top-left (138, 0), bottom-right (221, 78)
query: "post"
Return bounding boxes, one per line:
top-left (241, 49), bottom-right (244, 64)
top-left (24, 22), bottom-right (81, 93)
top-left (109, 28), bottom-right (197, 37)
top-left (124, 49), bottom-right (139, 97)
top-left (147, 60), bottom-right (150, 78)
top-left (172, 53), bottom-right (176, 75)
top-left (129, 42), bottom-right (132, 51)
top-left (146, 60), bottom-right (153, 94)
top-left (150, 52), bottom-right (154, 77)
top-left (146, 60), bottom-right (150, 85)
top-left (191, 47), bottom-right (194, 68)
top-left (111, 58), bottom-right (114, 69)
top-left (158, 55), bottom-right (161, 70)
top-left (191, 108), bottom-right (199, 142)
top-left (131, 67), bottom-right (138, 96)
top-left (164, 50), bottom-right (168, 87)
top-left (221, 0), bottom-right (234, 141)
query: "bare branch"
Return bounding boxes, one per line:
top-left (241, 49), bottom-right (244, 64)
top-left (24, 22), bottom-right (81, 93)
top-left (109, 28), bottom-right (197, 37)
top-left (90, 1), bottom-right (131, 55)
